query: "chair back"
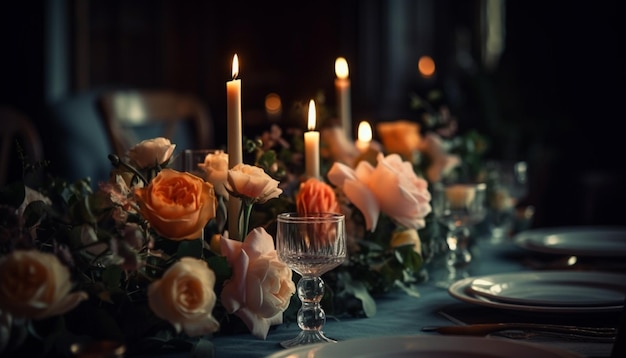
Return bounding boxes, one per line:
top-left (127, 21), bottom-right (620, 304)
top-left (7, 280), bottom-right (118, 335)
top-left (97, 90), bottom-right (213, 157)
top-left (0, 106), bottom-right (44, 186)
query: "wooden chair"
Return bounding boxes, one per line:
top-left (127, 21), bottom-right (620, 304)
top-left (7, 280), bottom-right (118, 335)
top-left (0, 106), bottom-right (44, 186)
top-left (96, 89), bottom-right (214, 157)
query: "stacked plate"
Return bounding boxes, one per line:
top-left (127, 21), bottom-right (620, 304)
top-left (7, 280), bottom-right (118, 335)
top-left (449, 271), bottom-right (626, 313)
top-left (513, 226), bottom-right (626, 257)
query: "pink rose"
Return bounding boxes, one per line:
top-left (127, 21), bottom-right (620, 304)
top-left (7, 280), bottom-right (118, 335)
top-left (148, 257), bottom-right (220, 336)
top-left (0, 250), bottom-right (88, 319)
top-left (368, 153), bottom-right (432, 229)
top-left (127, 137), bottom-right (176, 169)
top-left (225, 163), bottom-right (282, 204)
top-left (328, 153), bottom-right (431, 231)
top-left (419, 132), bottom-right (461, 183)
top-left (220, 228), bottom-right (296, 339)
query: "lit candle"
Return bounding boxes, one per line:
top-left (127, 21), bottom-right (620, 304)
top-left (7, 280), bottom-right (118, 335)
top-left (355, 121), bottom-right (372, 153)
top-left (227, 54), bottom-right (242, 239)
top-left (335, 57), bottom-right (352, 140)
top-left (304, 99), bottom-right (320, 179)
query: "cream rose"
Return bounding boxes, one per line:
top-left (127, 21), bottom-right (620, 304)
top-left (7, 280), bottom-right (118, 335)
top-left (127, 137), bottom-right (176, 169)
top-left (134, 169), bottom-right (216, 240)
top-left (0, 250), bottom-right (88, 319)
top-left (220, 228), bottom-right (296, 339)
top-left (148, 257), bottom-right (220, 336)
top-left (198, 150), bottom-right (229, 198)
top-left (225, 163), bottom-right (282, 204)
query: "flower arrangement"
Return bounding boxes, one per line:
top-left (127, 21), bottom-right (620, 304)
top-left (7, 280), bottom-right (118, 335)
top-left (0, 137), bottom-right (294, 357)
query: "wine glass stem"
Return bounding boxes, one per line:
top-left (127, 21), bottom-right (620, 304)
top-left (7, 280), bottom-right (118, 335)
top-left (297, 276), bottom-right (326, 331)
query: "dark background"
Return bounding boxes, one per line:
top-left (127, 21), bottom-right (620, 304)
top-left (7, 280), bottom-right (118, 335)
top-left (1, 0), bottom-right (624, 227)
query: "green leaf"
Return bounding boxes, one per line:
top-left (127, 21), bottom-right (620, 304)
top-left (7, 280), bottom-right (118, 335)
top-left (177, 238), bottom-right (204, 259)
top-left (102, 265), bottom-right (123, 291)
top-left (393, 246), bottom-right (423, 272)
top-left (340, 272), bottom-right (377, 317)
top-left (0, 181), bottom-right (25, 207)
top-left (207, 255), bottom-right (232, 283)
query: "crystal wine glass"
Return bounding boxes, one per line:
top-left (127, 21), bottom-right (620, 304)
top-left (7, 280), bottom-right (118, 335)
top-left (432, 182), bottom-right (487, 286)
top-left (484, 160), bottom-right (529, 242)
top-left (275, 212), bottom-right (347, 348)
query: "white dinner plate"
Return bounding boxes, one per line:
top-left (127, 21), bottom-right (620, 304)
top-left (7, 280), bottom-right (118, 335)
top-left (513, 226), bottom-right (626, 257)
top-left (468, 271), bottom-right (626, 307)
top-left (265, 335), bottom-right (583, 358)
top-left (449, 273), bottom-right (626, 313)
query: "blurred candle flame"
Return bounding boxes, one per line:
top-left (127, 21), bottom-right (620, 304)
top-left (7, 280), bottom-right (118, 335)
top-left (335, 57), bottom-right (349, 79)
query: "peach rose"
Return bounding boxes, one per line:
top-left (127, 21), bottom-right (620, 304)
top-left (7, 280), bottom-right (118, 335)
top-left (296, 178), bottom-right (340, 215)
top-left (220, 228), bottom-right (296, 339)
top-left (134, 168), bottom-right (216, 240)
top-left (127, 137), bottom-right (176, 169)
top-left (0, 250), bottom-right (88, 319)
top-left (225, 164), bottom-right (282, 204)
top-left (148, 257), bottom-right (220, 336)
top-left (198, 150), bottom-right (229, 198)
top-left (328, 153), bottom-right (431, 231)
top-left (376, 120), bottom-right (422, 162)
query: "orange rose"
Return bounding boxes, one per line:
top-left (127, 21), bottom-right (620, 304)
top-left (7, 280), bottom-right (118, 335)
top-left (296, 178), bottom-right (340, 215)
top-left (134, 169), bottom-right (216, 240)
top-left (376, 120), bottom-right (422, 161)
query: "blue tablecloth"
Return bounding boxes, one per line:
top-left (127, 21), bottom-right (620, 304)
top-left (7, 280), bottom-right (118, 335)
top-left (204, 239), bottom-right (619, 358)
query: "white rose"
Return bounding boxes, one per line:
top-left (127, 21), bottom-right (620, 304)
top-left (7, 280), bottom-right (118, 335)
top-left (148, 257), bottom-right (220, 336)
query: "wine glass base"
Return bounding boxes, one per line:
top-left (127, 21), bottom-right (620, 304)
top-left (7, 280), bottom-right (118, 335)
top-left (280, 330), bottom-right (337, 348)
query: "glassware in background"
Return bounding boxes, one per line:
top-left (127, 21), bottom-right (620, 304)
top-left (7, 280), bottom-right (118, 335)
top-left (484, 160), bottom-right (528, 242)
top-left (432, 182), bottom-right (487, 287)
top-left (275, 212), bottom-right (347, 348)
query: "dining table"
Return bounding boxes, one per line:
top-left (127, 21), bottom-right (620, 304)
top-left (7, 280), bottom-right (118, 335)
top-left (196, 226), bottom-right (625, 358)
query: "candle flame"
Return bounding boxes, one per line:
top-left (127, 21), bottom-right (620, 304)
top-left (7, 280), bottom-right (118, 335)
top-left (335, 57), bottom-right (349, 79)
top-left (232, 54), bottom-right (239, 79)
top-left (307, 99), bottom-right (316, 131)
top-left (357, 121), bottom-right (372, 142)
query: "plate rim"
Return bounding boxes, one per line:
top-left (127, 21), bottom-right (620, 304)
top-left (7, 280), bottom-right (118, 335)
top-left (449, 271), bottom-right (625, 313)
top-left (264, 334), bottom-right (584, 358)
top-left (513, 226), bottom-right (626, 257)
top-left (467, 271), bottom-right (626, 307)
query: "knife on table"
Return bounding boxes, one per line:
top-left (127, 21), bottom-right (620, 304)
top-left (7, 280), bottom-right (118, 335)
top-left (422, 323), bottom-right (616, 337)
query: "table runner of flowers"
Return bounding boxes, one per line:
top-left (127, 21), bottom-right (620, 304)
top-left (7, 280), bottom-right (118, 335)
top-left (0, 94), bottom-right (495, 357)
